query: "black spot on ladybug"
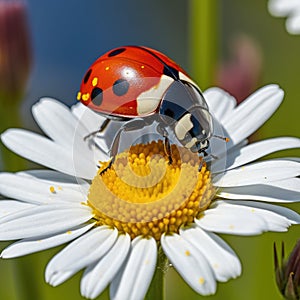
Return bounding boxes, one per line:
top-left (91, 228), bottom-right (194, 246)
top-left (113, 79), bottom-right (129, 96)
top-left (108, 48), bottom-right (126, 57)
top-left (91, 87), bottom-right (103, 106)
top-left (83, 69), bottom-right (92, 84)
top-left (163, 65), bottom-right (179, 80)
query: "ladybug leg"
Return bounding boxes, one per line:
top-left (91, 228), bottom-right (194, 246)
top-left (100, 119), bottom-right (147, 175)
top-left (100, 157), bottom-right (114, 175)
top-left (84, 118), bottom-right (110, 141)
top-left (197, 149), bottom-right (218, 171)
top-left (196, 140), bottom-right (210, 171)
top-left (157, 124), bottom-right (173, 164)
top-left (100, 129), bottom-right (121, 175)
top-left (164, 136), bottom-right (173, 165)
top-left (197, 150), bottom-right (207, 172)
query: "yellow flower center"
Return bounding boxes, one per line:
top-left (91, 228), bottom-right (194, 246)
top-left (88, 140), bottom-right (214, 241)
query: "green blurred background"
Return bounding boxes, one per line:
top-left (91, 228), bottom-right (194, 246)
top-left (0, 0), bottom-right (299, 299)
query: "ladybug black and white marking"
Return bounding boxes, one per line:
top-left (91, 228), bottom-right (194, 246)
top-left (77, 46), bottom-right (215, 171)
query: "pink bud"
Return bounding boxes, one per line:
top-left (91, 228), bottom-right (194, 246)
top-left (0, 0), bottom-right (32, 100)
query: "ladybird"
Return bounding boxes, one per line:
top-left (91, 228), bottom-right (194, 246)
top-left (78, 46), bottom-right (219, 172)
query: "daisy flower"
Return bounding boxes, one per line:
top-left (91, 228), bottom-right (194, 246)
top-left (0, 84), bottom-right (300, 299)
top-left (268, 0), bottom-right (300, 34)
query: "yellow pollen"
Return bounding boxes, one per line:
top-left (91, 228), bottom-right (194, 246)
top-left (88, 140), bottom-right (214, 241)
top-left (105, 66), bottom-right (110, 71)
top-left (199, 277), bottom-right (205, 285)
top-left (66, 230), bottom-right (72, 235)
top-left (92, 77), bottom-right (98, 87)
top-left (76, 91), bottom-right (82, 101)
top-left (49, 186), bottom-right (56, 193)
top-left (141, 65), bottom-right (145, 69)
top-left (185, 250), bottom-right (191, 256)
top-left (82, 93), bottom-right (90, 101)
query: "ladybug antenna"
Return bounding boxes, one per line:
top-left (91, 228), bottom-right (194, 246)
top-left (212, 135), bottom-right (230, 143)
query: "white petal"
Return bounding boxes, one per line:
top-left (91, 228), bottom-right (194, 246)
top-left (71, 102), bottom-right (107, 133)
top-left (1, 129), bottom-right (97, 179)
top-left (71, 102), bottom-right (113, 161)
top-left (17, 169), bottom-right (90, 196)
top-left (208, 118), bottom-right (231, 160)
top-left (95, 120), bottom-right (123, 151)
top-left (0, 173), bottom-right (86, 204)
top-left (224, 200), bottom-right (300, 224)
top-left (214, 137), bottom-right (300, 171)
top-left (195, 200), bottom-right (299, 235)
top-left (180, 226), bottom-right (241, 281)
top-left (286, 13), bottom-right (300, 34)
top-left (268, 0), bottom-right (299, 16)
top-left (204, 87), bottom-right (236, 122)
top-left (222, 85), bottom-right (284, 145)
top-left (211, 139), bottom-right (249, 173)
top-left (110, 236), bottom-right (157, 300)
top-left (1, 222), bottom-right (95, 258)
top-left (71, 102), bottom-right (123, 143)
top-left (0, 203), bottom-right (92, 240)
top-left (33, 98), bottom-right (106, 168)
top-left (46, 270), bottom-right (74, 287)
top-left (81, 234), bottom-right (131, 299)
top-left (161, 233), bottom-right (216, 295)
top-left (268, 177), bottom-right (300, 192)
top-left (0, 200), bottom-right (34, 217)
top-left (18, 169), bottom-right (88, 185)
top-left (71, 120), bottom-right (110, 178)
top-left (196, 205), bottom-right (266, 235)
top-left (218, 179), bottom-right (300, 203)
top-left (45, 226), bottom-right (118, 285)
top-left (32, 98), bottom-right (85, 147)
top-left (213, 160), bottom-right (300, 187)
top-left (287, 157), bottom-right (300, 162)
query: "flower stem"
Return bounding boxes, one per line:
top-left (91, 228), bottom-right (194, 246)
top-left (146, 267), bottom-right (165, 300)
top-left (12, 257), bottom-right (42, 300)
top-left (0, 95), bottom-right (27, 171)
top-left (0, 95), bottom-right (40, 299)
top-left (188, 0), bottom-right (218, 89)
top-left (146, 248), bottom-right (168, 300)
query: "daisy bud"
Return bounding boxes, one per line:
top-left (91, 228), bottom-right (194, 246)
top-left (0, 0), bottom-right (32, 101)
top-left (274, 241), bottom-right (300, 300)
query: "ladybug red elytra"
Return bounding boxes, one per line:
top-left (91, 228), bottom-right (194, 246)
top-left (77, 46), bottom-right (220, 172)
